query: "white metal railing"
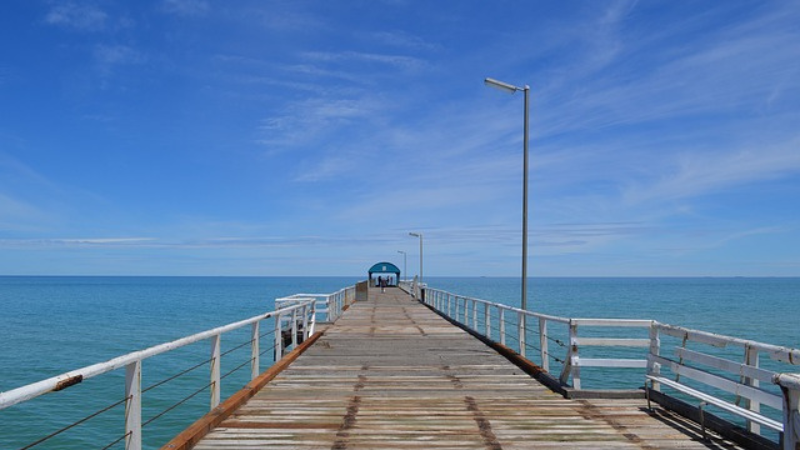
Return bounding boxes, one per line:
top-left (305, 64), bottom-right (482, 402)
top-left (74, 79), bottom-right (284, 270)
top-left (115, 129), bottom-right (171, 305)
top-left (398, 276), bottom-right (423, 300)
top-left (275, 284), bottom-right (356, 323)
top-left (647, 322), bottom-right (800, 442)
top-left (421, 286), bottom-right (800, 448)
top-left (422, 286), bottom-right (649, 387)
top-left (0, 285), bottom-right (357, 450)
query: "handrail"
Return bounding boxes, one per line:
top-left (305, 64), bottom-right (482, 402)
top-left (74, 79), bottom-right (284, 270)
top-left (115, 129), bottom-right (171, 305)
top-left (419, 285), bottom-right (800, 448)
top-left (0, 302), bottom-right (307, 411)
top-left (276, 285), bottom-right (356, 322)
top-left (0, 284), bottom-right (356, 450)
top-left (655, 322), bottom-right (800, 363)
top-left (422, 286), bottom-right (648, 382)
top-left (648, 321), bottom-right (800, 438)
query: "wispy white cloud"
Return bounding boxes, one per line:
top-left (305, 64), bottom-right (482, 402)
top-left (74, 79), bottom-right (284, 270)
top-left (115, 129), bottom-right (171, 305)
top-left (256, 96), bottom-right (383, 151)
top-left (362, 31), bottom-right (441, 52)
top-left (160, 0), bottom-right (210, 17)
top-left (92, 44), bottom-right (146, 82)
top-left (0, 193), bottom-right (50, 232)
top-left (94, 44), bottom-right (145, 66)
top-left (534, 3), bottom-right (800, 138)
top-left (0, 152), bottom-right (111, 234)
top-left (0, 238), bottom-right (155, 247)
top-left (293, 154), bottom-right (357, 182)
top-left (44, 2), bottom-right (108, 31)
top-left (250, 8), bottom-right (325, 32)
top-left (302, 51), bottom-right (428, 72)
top-left (624, 138), bottom-right (800, 204)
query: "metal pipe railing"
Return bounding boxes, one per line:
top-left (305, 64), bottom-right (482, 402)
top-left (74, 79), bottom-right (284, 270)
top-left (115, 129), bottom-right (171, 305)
top-left (0, 285), bottom-right (353, 450)
top-left (420, 285), bottom-right (800, 447)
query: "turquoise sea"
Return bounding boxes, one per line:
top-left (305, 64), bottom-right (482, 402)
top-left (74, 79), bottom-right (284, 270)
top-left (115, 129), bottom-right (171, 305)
top-left (1, 276), bottom-right (799, 449)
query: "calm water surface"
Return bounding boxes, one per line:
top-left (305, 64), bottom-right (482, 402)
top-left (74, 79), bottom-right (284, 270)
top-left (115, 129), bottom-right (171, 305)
top-left (1, 276), bottom-right (798, 448)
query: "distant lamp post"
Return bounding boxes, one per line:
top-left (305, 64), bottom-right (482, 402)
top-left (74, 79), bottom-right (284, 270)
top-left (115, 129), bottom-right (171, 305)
top-left (397, 250), bottom-right (407, 282)
top-left (485, 77), bottom-right (530, 310)
top-left (408, 232), bottom-right (423, 284)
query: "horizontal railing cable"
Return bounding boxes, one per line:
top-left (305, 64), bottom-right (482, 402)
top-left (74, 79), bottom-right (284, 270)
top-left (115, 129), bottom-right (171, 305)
top-left (219, 338), bottom-right (255, 359)
top-left (17, 395), bottom-right (130, 450)
top-left (545, 335), bottom-right (567, 347)
top-left (523, 342), bottom-right (542, 353)
top-left (99, 431), bottom-right (131, 450)
top-left (259, 328), bottom-right (276, 339)
top-left (440, 299), bottom-right (569, 366)
top-left (142, 381), bottom-right (213, 428)
top-left (220, 357), bottom-right (254, 382)
top-left (259, 342), bottom-right (278, 357)
top-left (143, 356), bottom-right (213, 394)
top-left (522, 341), bottom-right (566, 364)
top-left (0, 294), bottom-right (338, 450)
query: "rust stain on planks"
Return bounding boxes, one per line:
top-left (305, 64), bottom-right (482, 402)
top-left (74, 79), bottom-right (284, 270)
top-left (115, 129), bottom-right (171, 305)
top-left (179, 286), bottom-right (750, 450)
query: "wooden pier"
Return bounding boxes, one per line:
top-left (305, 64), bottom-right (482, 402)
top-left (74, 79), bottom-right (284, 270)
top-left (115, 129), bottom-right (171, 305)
top-left (172, 287), bottom-right (748, 449)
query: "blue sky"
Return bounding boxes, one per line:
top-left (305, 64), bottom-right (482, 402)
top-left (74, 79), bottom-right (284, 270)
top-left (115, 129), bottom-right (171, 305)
top-left (0, 1), bottom-right (798, 276)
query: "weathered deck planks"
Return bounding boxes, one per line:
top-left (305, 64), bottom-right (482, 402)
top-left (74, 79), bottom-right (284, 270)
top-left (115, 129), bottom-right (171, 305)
top-left (191, 287), bottom-right (746, 450)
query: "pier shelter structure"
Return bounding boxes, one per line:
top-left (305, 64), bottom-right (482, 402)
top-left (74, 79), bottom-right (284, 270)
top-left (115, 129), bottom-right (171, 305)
top-left (165, 286), bottom-right (757, 450)
top-left (367, 261), bottom-right (401, 286)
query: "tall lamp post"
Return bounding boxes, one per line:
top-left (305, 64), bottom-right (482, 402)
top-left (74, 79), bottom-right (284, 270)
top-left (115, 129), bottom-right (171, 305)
top-left (485, 77), bottom-right (530, 310)
top-left (408, 232), bottom-right (423, 284)
top-left (397, 250), bottom-right (407, 282)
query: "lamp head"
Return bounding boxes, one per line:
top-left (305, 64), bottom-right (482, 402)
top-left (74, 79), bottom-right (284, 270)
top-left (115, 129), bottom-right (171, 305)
top-left (484, 77), bottom-right (519, 94)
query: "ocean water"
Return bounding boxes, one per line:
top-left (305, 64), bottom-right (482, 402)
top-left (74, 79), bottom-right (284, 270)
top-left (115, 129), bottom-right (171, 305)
top-left (1, 276), bottom-right (798, 449)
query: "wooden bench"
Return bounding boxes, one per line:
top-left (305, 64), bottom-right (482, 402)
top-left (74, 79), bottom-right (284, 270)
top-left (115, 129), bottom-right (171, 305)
top-left (646, 345), bottom-right (784, 439)
top-left (646, 375), bottom-right (782, 436)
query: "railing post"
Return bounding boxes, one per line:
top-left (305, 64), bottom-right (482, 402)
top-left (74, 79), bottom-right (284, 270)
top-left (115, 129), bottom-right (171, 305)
top-left (472, 299), bottom-right (478, 331)
top-left (539, 317), bottom-right (549, 373)
top-left (274, 313), bottom-right (282, 361)
top-left (648, 322), bottom-right (661, 392)
top-left (302, 303), bottom-right (310, 341)
top-left (560, 320), bottom-right (577, 388)
top-left (448, 294), bottom-right (452, 317)
top-left (499, 308), bottom-right (506, 346)
top-left (326, 298), bottom-right (332, 322)
top-left (210, 334), bottom-right (221, 409)
top-left (251, 322), bottom-right (260, 380)
top-left (291, 307), bottom-right (298, 349)
top-left (463, 297), bottom-right (469, 324)
top-left (124, 360), bottom-right (142, 450)
top-left (484, 303), bottom-right (490, 338)
top-left (309, 301), bottom-right (317, 336)
top-left (776, 374), bottom-right (800, 450)
top-left (569, 321), bottom-right (580, 390)
top-left (744, 345), bottom-right (761, 435)
top-left (787, 389), bottom-right (800, 450)
top-left (518, 311), bottom-right (526, 359)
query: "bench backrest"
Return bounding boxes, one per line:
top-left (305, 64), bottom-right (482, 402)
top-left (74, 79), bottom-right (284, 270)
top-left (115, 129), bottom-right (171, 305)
top-left (647, 323), bottom-right (786, 433)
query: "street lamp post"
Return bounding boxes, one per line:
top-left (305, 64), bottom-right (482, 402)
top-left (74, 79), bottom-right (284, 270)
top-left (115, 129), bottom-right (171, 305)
top-left (408, 232), bottom-right (423, 284)
top-left (484, 77), bottom-right (530, 311)
top-left (397, 250), bottom-right (407, 282)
